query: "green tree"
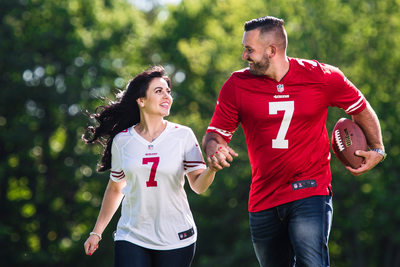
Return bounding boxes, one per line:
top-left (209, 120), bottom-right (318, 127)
top-left (1, 0), bottom-right (399, 266)
top-left (0, 0), bottom-right (148, 265)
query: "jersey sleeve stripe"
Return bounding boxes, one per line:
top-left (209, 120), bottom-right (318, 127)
top-left (184, 164), bottom-right (205, 168)
top-left (346, 102), bottom-right (365, 114)
top-left (111, 172), bottom-right (125, 179)
top-left (207, 126), bottom-right (234, 139)
top-left (184, 161), bottom-right (206, 164)
top-left (345, 95), bottom-right (364, 113)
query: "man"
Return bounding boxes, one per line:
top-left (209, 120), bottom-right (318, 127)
top-left (203, 16), bottom-right (385, 266)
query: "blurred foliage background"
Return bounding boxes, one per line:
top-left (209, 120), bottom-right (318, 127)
top-left (1, 0), bottom-right (399, 266)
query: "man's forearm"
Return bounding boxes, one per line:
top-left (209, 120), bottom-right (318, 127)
top-left (352, 102), bottom-right (384, 150)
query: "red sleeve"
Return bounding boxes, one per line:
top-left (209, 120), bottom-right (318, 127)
top-left (323, 64), bottom-right (367, 115)
top-left (206, 76), bottom-right (240, 143)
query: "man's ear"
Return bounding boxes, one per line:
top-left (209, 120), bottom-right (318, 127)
top-left (268, 45), bottom-right (277, 58)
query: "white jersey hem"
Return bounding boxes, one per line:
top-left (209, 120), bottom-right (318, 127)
top-left (114, 235), bottom-right (197, 251)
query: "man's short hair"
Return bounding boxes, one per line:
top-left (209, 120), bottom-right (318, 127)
top-left (244, 16), bottom-right (286, 48)
top-left (244, 16), bottom-right (285, 33)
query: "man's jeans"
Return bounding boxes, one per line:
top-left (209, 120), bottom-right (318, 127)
top-left (249, 195), bottom-right (333, 267)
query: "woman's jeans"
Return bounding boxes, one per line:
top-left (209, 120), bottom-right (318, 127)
top-left (249, 195), bottom-right (333, 267)
top-left (114, 241), bottom-right (195, 267)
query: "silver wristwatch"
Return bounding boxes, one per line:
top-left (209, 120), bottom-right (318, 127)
top-left (371, 148), bottom-right (387, 162)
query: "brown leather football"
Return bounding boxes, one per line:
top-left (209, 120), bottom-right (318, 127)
top-left (331, 118), bottom-right (367, 169)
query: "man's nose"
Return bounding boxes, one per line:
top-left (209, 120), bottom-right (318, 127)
top-left (242, 50), bottom-right (248, 61)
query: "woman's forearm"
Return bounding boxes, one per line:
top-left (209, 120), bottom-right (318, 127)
top-left (92, 180), bottom-right (125, 235)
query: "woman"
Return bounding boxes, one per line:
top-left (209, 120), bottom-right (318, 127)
top-left (83, 66), bottom-right (221, 267)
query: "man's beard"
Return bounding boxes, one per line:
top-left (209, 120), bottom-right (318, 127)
top-left (248, 55), bottom-right (270, 75)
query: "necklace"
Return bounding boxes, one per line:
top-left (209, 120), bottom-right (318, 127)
top-left (135, 122), bottom-right (166, 143)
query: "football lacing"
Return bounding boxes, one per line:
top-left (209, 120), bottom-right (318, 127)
top-left (334, 129), bottom-right (345, 151)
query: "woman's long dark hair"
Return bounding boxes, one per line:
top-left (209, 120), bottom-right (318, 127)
top-left (82, 65), bottom-right (171, 172)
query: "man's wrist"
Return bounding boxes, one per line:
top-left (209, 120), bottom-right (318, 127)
top-left (371, 148), bottom-right (386, 162)
top-left (205, 139), bottom-right (219, 157)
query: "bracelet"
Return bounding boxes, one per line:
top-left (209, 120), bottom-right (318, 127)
top-left (89, 231), bottom-right (102, 240)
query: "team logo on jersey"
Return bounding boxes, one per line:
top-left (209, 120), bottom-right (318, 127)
top-left (291, 180), bottom-right (317, 191)
top-left (178, 227), bottom-right (194, 240)
top-left (148, 144), bottom-right (154, 150)
top-left (277, 84), bottom-right (284, 93)
top-left (273, 95), bottom-right (289, 99)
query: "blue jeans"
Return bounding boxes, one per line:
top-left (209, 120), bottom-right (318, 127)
top-left (249, 195), bottom-right (333, 267)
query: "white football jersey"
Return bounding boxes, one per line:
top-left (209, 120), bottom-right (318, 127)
top-left (110, 121), bottom-right (206, 250)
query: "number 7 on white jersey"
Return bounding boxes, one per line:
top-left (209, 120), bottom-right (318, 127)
top-left (269, 101), bottom-right (294, 149)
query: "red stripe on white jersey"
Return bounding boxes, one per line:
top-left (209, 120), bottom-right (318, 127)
top-left (184, 160), bottom-right (206, 164)
top-left (111, 170), bottom-right (125, 179)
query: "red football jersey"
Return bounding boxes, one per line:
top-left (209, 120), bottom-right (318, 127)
top-left (207, 57), bottom-right (367, 212)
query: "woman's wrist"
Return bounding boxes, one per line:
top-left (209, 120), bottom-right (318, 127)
top-left (207, 166), bottom-right (218, 173)
top-left (89, 231), bottom-right (102, 240)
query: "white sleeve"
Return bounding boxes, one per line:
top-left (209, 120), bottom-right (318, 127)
top-left (183, 128), bottom-right (206, 174)
top-left (109, 138), bottom-right (126, 182)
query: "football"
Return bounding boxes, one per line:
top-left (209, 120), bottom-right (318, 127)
top-left (331, 118), bottom-right (367, 169)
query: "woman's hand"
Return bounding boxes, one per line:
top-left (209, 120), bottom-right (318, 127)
top-left (84, 234), bottom-right (100, 256)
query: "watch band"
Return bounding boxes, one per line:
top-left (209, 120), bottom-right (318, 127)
top-left (371, 148), bottom-right (386, 162)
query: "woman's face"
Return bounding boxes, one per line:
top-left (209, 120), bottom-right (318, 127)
top-left (138, 77), bottom-right (173, 117)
